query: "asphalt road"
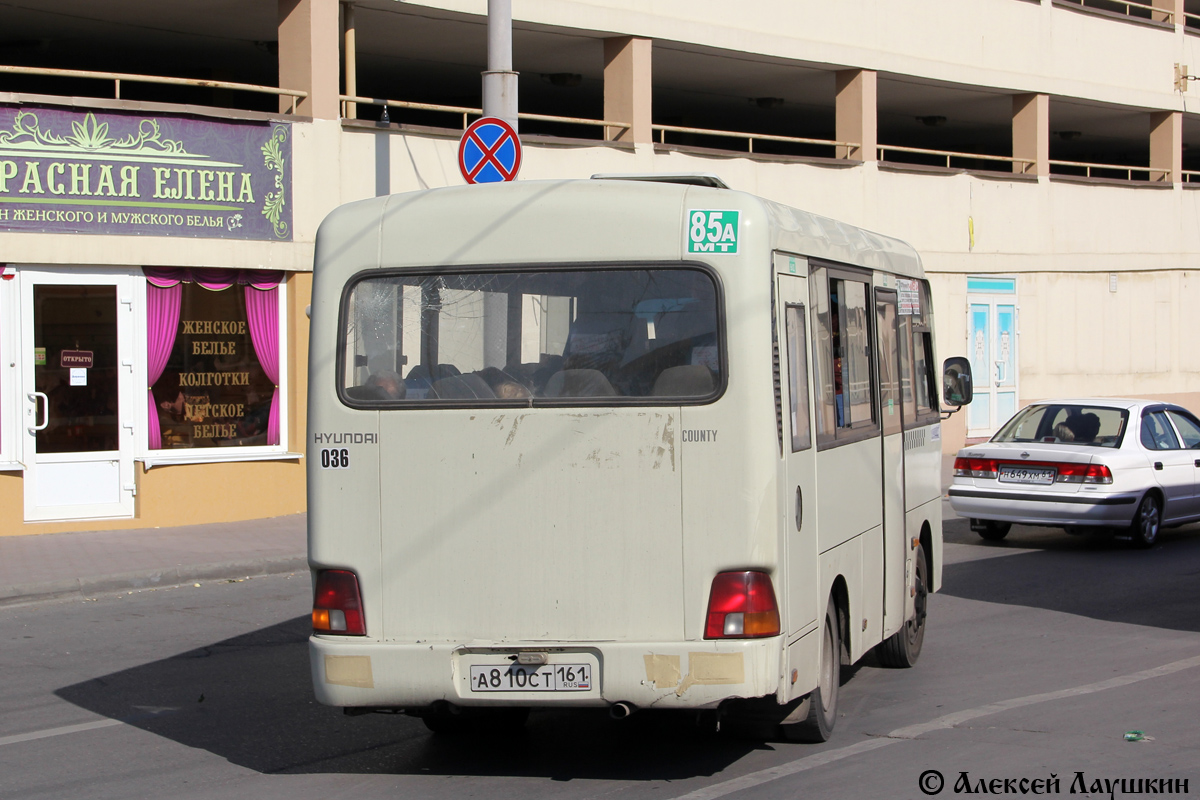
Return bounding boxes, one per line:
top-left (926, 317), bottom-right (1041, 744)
top-left (2, 513), bottom-right (1198, 799)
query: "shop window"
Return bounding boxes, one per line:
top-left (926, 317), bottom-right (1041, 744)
top-left (144, 267), bottom-right (284, 450)
top-left (0, 270), bottom-right (13, 467)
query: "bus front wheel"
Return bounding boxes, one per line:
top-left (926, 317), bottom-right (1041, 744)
top-left (780, 597), bottom-right (840, 743)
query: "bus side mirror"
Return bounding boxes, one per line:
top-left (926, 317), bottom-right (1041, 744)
top-left (942, 357), bottom-right (973, 411)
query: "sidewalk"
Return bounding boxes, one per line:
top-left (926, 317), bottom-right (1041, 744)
top-left (0, 513), bottom-right (307, 607)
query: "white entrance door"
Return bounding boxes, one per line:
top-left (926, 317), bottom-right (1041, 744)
top-left (966, 277), bottom-right (1019, 438)
top-left (776, 264), bottom-right (817, 639)
top-left (20, 268), bottom-right (137, 521)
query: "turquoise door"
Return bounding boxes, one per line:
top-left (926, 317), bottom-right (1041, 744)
top-left (967, 278), bottom-right (1018, 437)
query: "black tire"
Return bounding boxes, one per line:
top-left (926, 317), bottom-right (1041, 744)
top-left (1130, 493), bottom-right (1161, 549)
top-left (974, 520), bottom-right (1011, 541)
top-left (876, 544), bottom-right (929, 668)
top-left (781, 597), bottom-right (840, 743)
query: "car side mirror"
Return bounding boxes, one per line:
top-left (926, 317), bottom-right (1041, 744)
top-left (942, 357), bottom-right (973, 410)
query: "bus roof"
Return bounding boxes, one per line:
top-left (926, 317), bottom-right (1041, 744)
top-left (315, 179), bottom-right (924, 279)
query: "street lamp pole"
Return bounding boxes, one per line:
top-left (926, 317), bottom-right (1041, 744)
top-left (482, 0), bottom-right (518, 130)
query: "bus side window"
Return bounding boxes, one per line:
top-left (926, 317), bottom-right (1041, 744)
top-left (784, 304), bottom-right (812, 452)
top-left (913, 329), bottom-right (937, 418)
top-left (811, 267), bottom-right (878, 446)
top-left (898, 278), bottom-right (938, 428)
top-left (875, 290), bottom-right (902, 436)
top-left (810, 268), bottom-right (836, 440)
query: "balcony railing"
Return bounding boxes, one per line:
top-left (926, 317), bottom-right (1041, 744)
top-left (1048, 158), bottom-right (1170, 181)
top-left (653, 123), bottom-right (858, 157)
top-left (339, 95), bottom-right (629, 138)
top-left (877, 144), bottom-right (1034, 172)
top-left (1055, 0), bottom-right (1173, 24)
top-left (0, 65), bottom-right (307, 113)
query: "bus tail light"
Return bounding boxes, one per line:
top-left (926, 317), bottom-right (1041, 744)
top-left (312, 569), bottom-right (366, 635)
top-left (704, 571), bottom-right (780, 639)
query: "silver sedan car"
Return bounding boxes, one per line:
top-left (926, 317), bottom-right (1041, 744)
top-left (948, 399), bottom-right (1200, 547)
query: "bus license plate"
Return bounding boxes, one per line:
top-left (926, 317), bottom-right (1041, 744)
top-left (469, 663), bottom-right (592, 692)
top-left (998, 465), bottom-right (1056, 485)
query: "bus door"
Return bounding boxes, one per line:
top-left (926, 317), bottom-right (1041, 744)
top-left (874, 288), bottom-right (908, 635)
top-left (775, 257), bottom-right (818, 644)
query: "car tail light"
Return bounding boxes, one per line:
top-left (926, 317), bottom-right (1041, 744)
top-left (312, 569), bottom-right (366, 635)
top-left (704, 571), bottom-right (780, 639)
top-left (1055, 463), bottom-right (1113, 484)
top-left (954, 457), bottom-right (999, 478)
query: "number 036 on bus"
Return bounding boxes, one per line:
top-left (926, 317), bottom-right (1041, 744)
top-left (306, 175), bottom-right (972, 741)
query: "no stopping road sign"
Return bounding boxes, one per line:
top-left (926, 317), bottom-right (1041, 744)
top-left (458, 117), bottom-right (522, 184)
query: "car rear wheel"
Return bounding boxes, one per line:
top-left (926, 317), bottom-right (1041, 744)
top-left (1130, 494), bottom-right (1161, 549)
top-left (973, 519), bottom-right (1011, 541)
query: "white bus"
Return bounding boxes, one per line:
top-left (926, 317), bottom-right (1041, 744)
top-left (306, 175), bottom-right (971, 741)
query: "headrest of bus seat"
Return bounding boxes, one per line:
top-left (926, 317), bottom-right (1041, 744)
top-left (652, 365), bottom-right (715, 397)
top-left (345, 384), bottom-right (397, 401)
top-left (430, 373), bottom-right (496, 399)
top-left (544, 369), bottom-right (617, 397)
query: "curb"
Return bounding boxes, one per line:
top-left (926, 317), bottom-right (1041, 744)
top-left (0, 554), bottom-right (309, 607)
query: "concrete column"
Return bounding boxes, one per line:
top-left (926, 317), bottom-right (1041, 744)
top-left (278, 0), bottom-right (340, 118)
top-left (1012, 93), bottom-right (1049, 177)
top-left (1151, 0), bottom-right (1183, 26)
top-left (603, 37), bottom-right (652, 144)
top-left (835, 69), bottom-right (876, 162)
top-left (1150, 110), bottom-right (1182, 184)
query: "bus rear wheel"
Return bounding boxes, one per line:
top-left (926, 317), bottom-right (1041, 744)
top-left (780, 597), bottom-right (840, 743)
top-left (876, 544), bottom-right (928, 668)
top-left (421, 704), bottom-right (530, 735)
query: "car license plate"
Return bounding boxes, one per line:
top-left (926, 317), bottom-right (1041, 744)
top-left (998, 465), bottom-right (1056, 485)
top-left (469, 663), bottom-right (592, 692)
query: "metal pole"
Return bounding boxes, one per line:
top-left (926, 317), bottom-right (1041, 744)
top-left (482, 0), bottom-right (518, 129)
top-left (342, 2), bottom-right (357, 119)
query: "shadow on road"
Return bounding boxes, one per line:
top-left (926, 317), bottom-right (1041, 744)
top-left (941, 517), bottom-right (1200, 633)
top-left (55, 616), bottom-right (764, 777)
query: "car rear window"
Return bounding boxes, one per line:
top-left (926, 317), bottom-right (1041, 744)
top-left (992, 404), bottom-right (1127, 447)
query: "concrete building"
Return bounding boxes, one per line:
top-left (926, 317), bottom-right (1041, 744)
top-left (2, 0), bottom-right (1199, 531)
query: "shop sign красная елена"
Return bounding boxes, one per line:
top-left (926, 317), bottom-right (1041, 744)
top-left (0, 105), bottom-right (291, 241)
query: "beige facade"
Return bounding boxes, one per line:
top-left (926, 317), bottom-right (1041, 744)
top-left (3, 0), bottom-right (1200, 532)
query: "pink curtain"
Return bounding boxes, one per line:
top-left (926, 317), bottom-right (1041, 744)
top-left (244, 285), bottom-right (281, 445)
top-left (146, 281), bottom-right (183, 449)
top-left (144, 267), bottom-right (284, 448)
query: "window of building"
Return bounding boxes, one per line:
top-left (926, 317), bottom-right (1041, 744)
top-left (0, 272), bottom-right (15, 469)
top-left (144, 267), bottom-right (285, 452)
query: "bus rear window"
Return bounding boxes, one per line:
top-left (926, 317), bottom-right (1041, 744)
top-left (339, 267), bottom-right (721, 405)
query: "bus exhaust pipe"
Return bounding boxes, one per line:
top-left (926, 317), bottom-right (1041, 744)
top-left (609, 702), bottom-right (636, 720)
